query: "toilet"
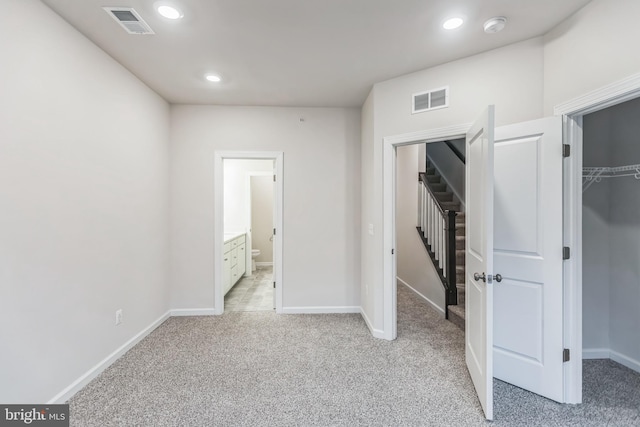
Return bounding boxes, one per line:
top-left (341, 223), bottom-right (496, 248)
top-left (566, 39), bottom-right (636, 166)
top-left (251, 249), bottom-right (260, 273)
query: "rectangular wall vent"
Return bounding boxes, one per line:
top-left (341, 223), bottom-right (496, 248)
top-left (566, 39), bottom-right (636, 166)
top-left (412, 86), bottom-right (449, 114)
top-left (103, 7), bottom-right (155, 35)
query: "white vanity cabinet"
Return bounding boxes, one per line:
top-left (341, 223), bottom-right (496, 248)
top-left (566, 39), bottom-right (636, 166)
top-left (223, 233), bottom-right (246, 295)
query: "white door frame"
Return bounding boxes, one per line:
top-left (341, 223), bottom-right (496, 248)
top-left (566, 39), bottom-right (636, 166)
top-left (382, 124), bottom-right (471, 340)
top-left (214, 151), bottom-right (284, 315)
top-left (555, 73), bottom-right (640, 404)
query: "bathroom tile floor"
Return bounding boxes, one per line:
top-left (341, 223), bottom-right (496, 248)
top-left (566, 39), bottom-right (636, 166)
top-left (224, 266), bottom-right (274, 312)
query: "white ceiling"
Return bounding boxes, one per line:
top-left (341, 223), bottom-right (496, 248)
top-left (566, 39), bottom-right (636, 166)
top-left (41, 0), bottom-right (592, 107)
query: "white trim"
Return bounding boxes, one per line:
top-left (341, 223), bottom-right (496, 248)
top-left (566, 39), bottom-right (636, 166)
top-left (382, 122), bottom-right (471, 341)
top-left (382, 141), bottom-right (397, 341)
top-left (214, 151), bottom-right (284, 315)
top-left (255, 262), bottom-right (273, 267)
top-left (582, 348), bottom-right (610, 359)
top-left (610, 350), bottom-right (640, 374)
top-left (554, 73), bottom-right (640, 116)
top-left (397, 277), bottom-right (445, 316)
top-left (563, 114), bottom-right (583, 404)
top-left (281, 306), bottom-right (361, 314)
top-left (47, 310), bottom-right (171, 403)
top-left (170, 308), bottom-right (216, 316)
top-left (361, 307), bottom-right (385, 339)
top-left (385, 123), bottom-right (471, 145)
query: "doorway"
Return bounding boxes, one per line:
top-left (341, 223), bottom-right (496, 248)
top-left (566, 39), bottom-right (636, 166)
top-left (385, 114), bottom-right (566, 420)
top-left (559, 73), bottom-right (640, 404)
top-left (395, 140), bottom-right (466, 323)
top-left (580, 97), bottom-right (640, 374)
top-left (213, 151), bottom-right (284, 315)
top-left (222, 162), bottom-right (275, 312)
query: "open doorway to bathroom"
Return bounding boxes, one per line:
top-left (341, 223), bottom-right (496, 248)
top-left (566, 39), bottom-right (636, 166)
top-left (214, 151), bottom-right (284, 315)
top-left (222, 159), bottom-right (275, 312)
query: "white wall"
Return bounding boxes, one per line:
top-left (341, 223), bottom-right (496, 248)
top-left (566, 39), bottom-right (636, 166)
top-left (363, 38), bottom-right (545, 332)
top-left (544, 0), bottom-right (640, 113)
top-left (396, 145), bottom-right (445, 313)
top-left (223, 159), bottom-right (273, 233)
top-left (251, 175), bottom-right (274, 263)
top-left (170, 106), bottom-right (361, 311)
top-left (360, 91), bottom-right (377, 330)
top-left (0, 0), bottom-right (170, 403)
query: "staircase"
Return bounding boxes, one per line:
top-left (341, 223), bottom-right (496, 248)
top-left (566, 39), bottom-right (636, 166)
top-left (421, 163), bottom-right (466, 330)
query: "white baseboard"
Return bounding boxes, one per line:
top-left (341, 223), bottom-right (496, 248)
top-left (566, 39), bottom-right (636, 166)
top-left (611, 350), bottom-right (640, 374)
top-left (281, 306), bottom-right (360, 314)
top-left (255, 262), bottom-right (273, 267)
top-left (170, 308), bottom-right (217, 316)
top-left (360, 307), bottom-right (385, 339)
top-left (397, 276), bottom-right (445, 316)
top-left (582, 348), bottom-right (610, 359)
top-left (582, 348), bottom-right (640, 374)
top-left (48, 310), bottom-right (171, 404)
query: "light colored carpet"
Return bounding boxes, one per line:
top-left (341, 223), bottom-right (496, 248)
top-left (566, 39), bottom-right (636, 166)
top-left (68, 284), bottom-right (640, 426)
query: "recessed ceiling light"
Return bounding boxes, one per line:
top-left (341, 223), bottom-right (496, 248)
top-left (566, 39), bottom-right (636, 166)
top-left (205, 74), bottom-right (221, 83)
top-left (484, 16), bottom-right (507, 34)
top-left (443, 17), bottom-right (464, 30)
top-left (157, 5), bottom-right (183, 20)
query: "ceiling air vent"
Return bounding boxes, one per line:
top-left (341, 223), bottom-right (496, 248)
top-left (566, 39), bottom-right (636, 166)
top-left (103, 7), bottom-right (155, 35)
top-left (412, 86), bottom-right (449, 114)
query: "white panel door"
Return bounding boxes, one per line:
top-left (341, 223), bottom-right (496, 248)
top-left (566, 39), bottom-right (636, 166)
top-left (465, 106), bottom-right (495, 421)
top-left (493, 117), bottom-right (564, 402)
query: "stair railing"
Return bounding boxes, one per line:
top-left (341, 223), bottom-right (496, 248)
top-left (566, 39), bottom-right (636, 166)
top-left (417, 173), bottom-right (458, 313)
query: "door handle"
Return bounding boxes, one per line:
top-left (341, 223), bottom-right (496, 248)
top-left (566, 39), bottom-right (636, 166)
top-left (486, 274), bottom-right (503, 283)
top-left (473, 272), bottom-right (486, 282)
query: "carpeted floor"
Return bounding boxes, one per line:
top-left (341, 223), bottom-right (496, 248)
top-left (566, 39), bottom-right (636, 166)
top-left (68, 284), bottom-right (640, 426)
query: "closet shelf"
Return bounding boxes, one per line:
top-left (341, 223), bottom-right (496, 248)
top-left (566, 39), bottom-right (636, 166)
top-left (583, 164), bottom-right (640, 193)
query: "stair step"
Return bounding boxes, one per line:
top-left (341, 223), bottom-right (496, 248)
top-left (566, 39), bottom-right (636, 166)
top-left (433, 192), bottom-right (453, 202)
top-left (457, 284), bottom-right (465, 306)
top-left (430, 183), bottom-right (447, 192)
top-left (440, 201), bottom-right (460, 211)
top-left (448, 304), bottom-right (465, 330)
top-left (455, 213), bottom-right (465, 223)
top-left (426, 167), bottom-right (436, 175)
top-left (456, 250), bottom-right (465, 264)
top-left (425, 174), bottom-right (441, 184)
top-left (455, 235), bottom-right (465, 249)
top-left (456, 267), bottom-right (465, 284)
top-left (456, 225), bottom-right (465, 236)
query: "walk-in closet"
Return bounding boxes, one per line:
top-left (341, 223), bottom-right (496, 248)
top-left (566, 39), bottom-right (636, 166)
top-left (582, 96), bottom-right (640, 374)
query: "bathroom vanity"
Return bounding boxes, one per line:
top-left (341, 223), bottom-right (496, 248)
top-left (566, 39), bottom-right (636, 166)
top-left (223, 232), bottom-right (246, 295)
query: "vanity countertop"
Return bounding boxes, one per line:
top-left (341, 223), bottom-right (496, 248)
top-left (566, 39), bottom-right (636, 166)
top-left (224, 232), bottom-right (245, 243)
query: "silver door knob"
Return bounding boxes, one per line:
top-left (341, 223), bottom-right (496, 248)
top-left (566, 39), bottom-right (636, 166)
top-left (494, 274), bottom-right (503, 283)
top-left (473, 272), bottom-right (486, 282)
